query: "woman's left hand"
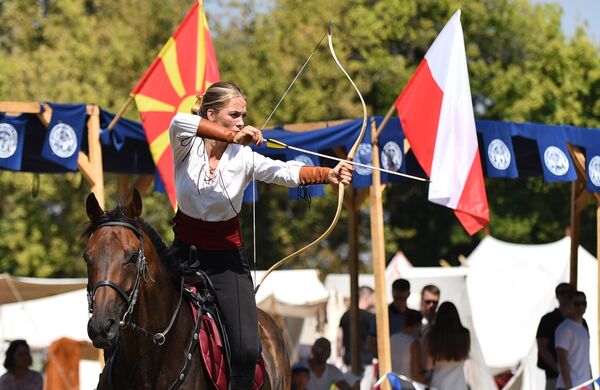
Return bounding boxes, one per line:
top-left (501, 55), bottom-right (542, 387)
top-left (328, 161), bottom-right (354, 185)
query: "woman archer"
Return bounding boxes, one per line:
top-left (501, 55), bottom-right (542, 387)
top-left (168, 81), bottom-right (353, 389)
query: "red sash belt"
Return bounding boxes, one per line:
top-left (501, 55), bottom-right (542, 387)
top-left (173, 210), bottom-right (243, 250)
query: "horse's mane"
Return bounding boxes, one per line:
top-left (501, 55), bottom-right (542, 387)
top-left (84, 204), bottom-right (182, 288)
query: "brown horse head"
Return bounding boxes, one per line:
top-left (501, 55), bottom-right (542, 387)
top-left (83, 190), bottom-right (154, 349)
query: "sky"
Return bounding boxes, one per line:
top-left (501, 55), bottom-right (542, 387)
top-left (204, 1), bottom-right (600, 47)
top-left (530, 0), bottom-right (600, 45)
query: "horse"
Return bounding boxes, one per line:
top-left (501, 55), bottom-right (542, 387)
top-left (83, 190), bottom-right (291, 389)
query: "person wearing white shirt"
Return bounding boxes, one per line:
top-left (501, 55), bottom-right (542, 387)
top-left (555, 291), bottom-right (592, 390)
top-left (168, 82), bottom-right (353, 389)
top-left (306, 338), bottom-right (352, 390)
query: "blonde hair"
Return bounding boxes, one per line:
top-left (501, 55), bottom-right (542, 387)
top-left (191, 82), bottom-right (246, 118)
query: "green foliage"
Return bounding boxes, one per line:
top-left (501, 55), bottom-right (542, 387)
top-left (1, 0), bottom-right (599, 277)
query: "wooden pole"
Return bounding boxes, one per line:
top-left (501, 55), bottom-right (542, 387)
top-left (369, 118), bottom-right (391, 388)
top-left (87, 105), bottom-right (105, 208)
top-left (597, 200), bottom-right (600, 373)
top-left (374, 104), bottom-right (397, 142)
top-left (107, 95), bottom-right (134, 131)
top-left (347, 187), bottom-right (361, 374)
top-left (570, 180), bottom-right (582, 286)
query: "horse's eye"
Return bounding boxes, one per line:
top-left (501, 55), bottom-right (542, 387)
top-left (83, 253), bottom-right (90, 264)
top-left (126, 251), bottom-right (140, 264)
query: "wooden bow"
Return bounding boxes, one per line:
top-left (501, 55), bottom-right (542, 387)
top-left (255, 22), bottom-right (368, 292)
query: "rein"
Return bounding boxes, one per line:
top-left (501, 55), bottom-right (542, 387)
top-left (87, 220), bottom-right (183, 346)
top-left (88, 219), bottom-right (206, 389)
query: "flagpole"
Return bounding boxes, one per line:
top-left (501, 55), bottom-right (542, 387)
top-left (374, 103), bottom-right (397, 142)
top-left (369, 118), bottom-right (392, 390)
top-left (107, 95), bottom-right (134, 131)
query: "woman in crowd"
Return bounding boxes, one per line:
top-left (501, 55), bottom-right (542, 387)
top-left (424, 302), bottom-right (470, 390)
top-left (0, 339), bottom-right (43, 390)
top-left (390, 308), bottom-right (428, 387)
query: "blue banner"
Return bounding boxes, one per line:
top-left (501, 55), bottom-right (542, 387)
top-left (41, 103), bottom-right (87, 171)
top-left (377, 117), bottom-right (406, 184)
top-left (243, 181), bottom-right (258, 203)
top-left (585, 143), bottom-right (600, 192)
top-left (0, 114), bottom-right (28, 171)
top-left (347, 124), bottom-right (374, 189)
top-left (478, 120), bottom-right (518, 178)
top-left (533, 125), bottom-right (577, 182)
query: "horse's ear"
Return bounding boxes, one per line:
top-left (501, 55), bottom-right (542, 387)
top-left (86, 193), bottom-right (104, 221)
top-left (125, 189), bottom-right (143, 219)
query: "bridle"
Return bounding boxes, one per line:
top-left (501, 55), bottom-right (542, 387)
top-left (87, 220), bottom-right (204, 390)
top-left (87, 220), bottom-right (183, 346)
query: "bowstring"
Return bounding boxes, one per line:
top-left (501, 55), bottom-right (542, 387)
top-left (252, 28), bottom-right (328, 287)
top-left (259, 30), bottom-right (328, 131)
top-left (252, 153), bottom-right (257, 288)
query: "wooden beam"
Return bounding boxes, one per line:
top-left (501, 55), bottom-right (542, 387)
top-left (87, 105), bottom-right (104, 209)
top-left (567, 144), bottom-right (586, 179)
top-left (346, 187), bottom-right (361, 375)
top-left (77, 152), bottom-right (96, 186)
top-left (597, 201), bottom-right (600, 373)
top-left (570, 179), bottom-right (585, 286)
top-left (0, 102), bottom-right (96, 115)
top-left (118, 174), bottom-right (154, 203)
top-left (37, 103), bottom-right (52, 127)
top-left (280, 118), bottom-right (352, 132)
top-left (369, 119), bottom-right (391, 389)
top-left (0, 102), bottom-right (41, 113)
top-left (132, 175), bottom-right (154, 195)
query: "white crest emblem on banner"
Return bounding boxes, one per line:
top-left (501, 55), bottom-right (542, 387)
top-left (487, 139), bottom-right (511, 170)
top-left (49, 123), bottom-right (77, 158)
top-left (294, 154), bottom-right (315, 166)
top-left (0, 123), bottom-right (18, 158)
top-left (355, 143), bottom-right (372, 176)
top-left (381, 141), bottom-right (403, 172)
top-left (589, 156), bottom-right (600, 187)
top-left (543, 146), bottom-right (569, 176)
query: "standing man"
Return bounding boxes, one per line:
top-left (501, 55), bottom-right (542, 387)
top-left (536, 283), bottom-right (575, 390)
top-left (337, 286), bottom-right (375, 371)
top-left (419, 284), bottom-right (440, 335)
top-left (368, 279), bottom-right (411, 355)
top-left (556, 291), bottom-right (592, 390)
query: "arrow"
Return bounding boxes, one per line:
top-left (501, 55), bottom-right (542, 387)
top-left (264, 138), bottom-right (429, 183)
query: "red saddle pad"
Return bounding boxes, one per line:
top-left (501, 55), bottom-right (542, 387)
top-left (189, 299), bottom-right (266, 390)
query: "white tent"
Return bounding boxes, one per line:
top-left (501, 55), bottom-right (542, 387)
top-left (324, 236), bottom-right (598, 390)
top-left (0, 269), bottom-right (329, 388)
top-left (466, 236), bottom-right (598, 389)
top-left (254, 269), bottom-right (329, 318)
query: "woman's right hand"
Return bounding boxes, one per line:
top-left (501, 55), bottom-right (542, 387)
top-left (233, 126), bottom-right (263, 146)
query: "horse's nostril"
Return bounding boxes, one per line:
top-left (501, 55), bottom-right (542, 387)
top-left (104, 319), bottom-right (115, 335)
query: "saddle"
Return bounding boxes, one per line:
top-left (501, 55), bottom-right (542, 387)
top-left (181, 253), bottom-right (266, 390)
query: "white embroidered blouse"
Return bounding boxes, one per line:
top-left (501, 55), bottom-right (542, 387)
top-left (169, 113), bottom-right (304, 221)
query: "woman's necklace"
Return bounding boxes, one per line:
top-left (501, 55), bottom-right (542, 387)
top-left (204, 139), bottom-right (224, 183)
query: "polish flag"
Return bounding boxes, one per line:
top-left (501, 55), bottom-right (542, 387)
top-left (394, 10), bottom-right (489, 235)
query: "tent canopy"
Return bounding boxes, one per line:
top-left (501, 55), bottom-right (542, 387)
top-left (0, 273), bottom-right (86, 304)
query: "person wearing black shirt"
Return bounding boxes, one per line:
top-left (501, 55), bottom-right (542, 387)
top-left (337, 286), bottom-right (375, 372)
top-left (536, 283), bottom-right (589, 390)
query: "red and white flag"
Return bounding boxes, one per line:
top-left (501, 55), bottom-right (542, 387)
top-left (394, 10), bottom-right (489, 235)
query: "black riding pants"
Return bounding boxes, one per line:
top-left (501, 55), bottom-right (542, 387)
top-left (173, 241), bottom-right (259, 389)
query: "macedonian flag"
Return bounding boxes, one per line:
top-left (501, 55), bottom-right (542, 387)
top-left (131, 0), bottom-right (220, 208)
